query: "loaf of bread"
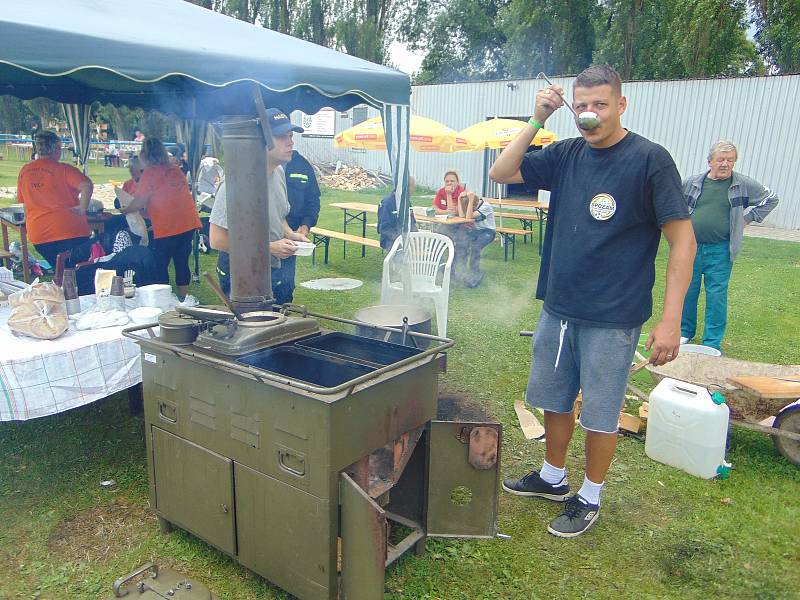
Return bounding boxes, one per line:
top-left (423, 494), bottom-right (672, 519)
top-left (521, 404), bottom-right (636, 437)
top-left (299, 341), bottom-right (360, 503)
top-left (9, 282), bottom-right (65, 307)
top-left (8, 299), bottom-right (69, 339)
top-left (7, 282), bottom-right (69, 339)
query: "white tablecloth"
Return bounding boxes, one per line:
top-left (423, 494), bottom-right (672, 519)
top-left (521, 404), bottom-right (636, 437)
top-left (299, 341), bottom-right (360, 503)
top-left (0, 297), bottom-right (142, 421)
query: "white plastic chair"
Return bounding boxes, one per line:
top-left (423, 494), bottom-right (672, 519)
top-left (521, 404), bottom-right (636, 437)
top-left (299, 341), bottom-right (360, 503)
top-left (380, 231), bottom-right (454, 337)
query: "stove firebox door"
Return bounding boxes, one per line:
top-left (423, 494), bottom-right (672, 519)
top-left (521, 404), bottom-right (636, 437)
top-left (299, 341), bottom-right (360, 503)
top-left (426, 421), bottom-right (501, 538)
top-left (151, 427), bottom-right (236, 555)
top-left (339, 473), bottom-right (387, 600)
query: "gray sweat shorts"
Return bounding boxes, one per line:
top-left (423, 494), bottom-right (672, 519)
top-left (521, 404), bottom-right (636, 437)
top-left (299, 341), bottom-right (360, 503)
top-left (525, 309), bottom-right (641, 434)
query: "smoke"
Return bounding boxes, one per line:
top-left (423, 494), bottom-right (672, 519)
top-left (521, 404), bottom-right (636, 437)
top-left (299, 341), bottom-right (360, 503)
top-left (479, 279), bottom-right (539, 326)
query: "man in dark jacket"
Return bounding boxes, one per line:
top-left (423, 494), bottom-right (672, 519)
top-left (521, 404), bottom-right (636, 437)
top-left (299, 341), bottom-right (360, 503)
top-left (283, 150), bottom-right (321, 302)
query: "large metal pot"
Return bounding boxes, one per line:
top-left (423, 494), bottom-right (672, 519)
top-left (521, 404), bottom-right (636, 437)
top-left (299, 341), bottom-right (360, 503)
top-left (158, 311), bottom-right (201, 345)
top-left (353, 304), bottom-right (432, 348)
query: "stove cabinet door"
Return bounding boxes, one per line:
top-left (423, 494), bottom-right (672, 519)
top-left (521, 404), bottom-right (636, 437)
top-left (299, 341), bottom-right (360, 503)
top-left (151, 427), bottom-right (236, 555)
top-left (426, 421), bottom-right (501, 538)
top-left (339, 473), bottom-right (387, 600)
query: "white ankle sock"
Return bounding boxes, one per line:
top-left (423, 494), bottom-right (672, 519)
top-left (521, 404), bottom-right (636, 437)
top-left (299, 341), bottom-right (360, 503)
top-left (577, 476), bottom-right (604, 506)
top-left (540, 460), bottom-right (566, 485)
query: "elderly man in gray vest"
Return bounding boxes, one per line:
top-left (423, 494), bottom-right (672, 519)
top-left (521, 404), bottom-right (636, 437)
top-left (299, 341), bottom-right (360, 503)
top-left (681, 140), bottom-right (779, 350)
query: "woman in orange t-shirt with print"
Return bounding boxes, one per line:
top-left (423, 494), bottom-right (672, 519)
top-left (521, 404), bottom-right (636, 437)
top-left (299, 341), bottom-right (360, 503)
top-left (121, 138), bottom-right (200, 301)
top-left (16, 131), bottom-right (93, 267)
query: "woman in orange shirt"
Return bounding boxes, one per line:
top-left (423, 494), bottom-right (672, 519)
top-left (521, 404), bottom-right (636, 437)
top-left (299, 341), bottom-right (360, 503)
top-left (121, 138), bottom-right (200, 301)
top-left (16, 131), bottom-right (93, 267)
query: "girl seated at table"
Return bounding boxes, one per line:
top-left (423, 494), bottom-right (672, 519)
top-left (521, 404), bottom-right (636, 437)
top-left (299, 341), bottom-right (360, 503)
top-left (458, 191), bottom-right (496, 288)
top-left (432, 170), bottom-right (464, 215)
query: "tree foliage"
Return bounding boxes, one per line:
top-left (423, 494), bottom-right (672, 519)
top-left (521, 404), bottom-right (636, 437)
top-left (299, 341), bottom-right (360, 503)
top-left (399, 0), bottom-right (776, 82)
top-left (185, 0), bottom-right (397, 64)
top-left (594, 0), bottom-right (761, 80)
top-left (502, 0), bottom-right (596, 77)
top-left (750, 0), bottom-right (800, 73)
top-left (0, 97), bottom-right (36, 135)
top-left (93, 104), bottom-right (173, 141)
top-left (398, 0), bottom-right (509, 83)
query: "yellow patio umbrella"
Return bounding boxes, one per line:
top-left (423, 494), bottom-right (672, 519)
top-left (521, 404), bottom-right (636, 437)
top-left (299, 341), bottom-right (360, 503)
top-left (334, 115), bottom-right (470, 152)
top-left (458, 117), bottom-right (557, 150)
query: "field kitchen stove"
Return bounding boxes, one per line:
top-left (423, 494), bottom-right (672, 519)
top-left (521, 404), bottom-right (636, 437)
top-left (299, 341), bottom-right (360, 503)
top-left (122, 114), bottom-right (501, 599)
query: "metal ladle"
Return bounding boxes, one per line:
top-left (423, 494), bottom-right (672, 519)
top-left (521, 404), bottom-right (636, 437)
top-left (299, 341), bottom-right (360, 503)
top-left (536, 72), bottom-right (600, 131)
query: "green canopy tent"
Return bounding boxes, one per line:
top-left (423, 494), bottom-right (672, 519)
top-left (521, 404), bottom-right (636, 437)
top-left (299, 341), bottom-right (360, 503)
top-left (1, 0), bottom-right (413, 287)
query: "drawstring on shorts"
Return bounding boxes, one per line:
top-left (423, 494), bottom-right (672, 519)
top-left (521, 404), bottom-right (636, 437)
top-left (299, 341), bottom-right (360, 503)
top-left (554, 320), bottom-right (568, 370)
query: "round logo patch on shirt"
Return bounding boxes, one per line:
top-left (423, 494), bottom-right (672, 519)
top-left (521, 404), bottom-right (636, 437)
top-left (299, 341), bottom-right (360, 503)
top-left (589, 193), bottom-right (617, 220)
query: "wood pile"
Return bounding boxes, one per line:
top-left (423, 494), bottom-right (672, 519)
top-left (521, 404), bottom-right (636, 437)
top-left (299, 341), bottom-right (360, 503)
top-left (315, 162), bottom-right (393, 191)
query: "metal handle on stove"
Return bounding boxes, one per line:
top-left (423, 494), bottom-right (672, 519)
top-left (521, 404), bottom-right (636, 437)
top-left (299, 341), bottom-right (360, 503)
top-left (123, 320), bottom-right (454, 397)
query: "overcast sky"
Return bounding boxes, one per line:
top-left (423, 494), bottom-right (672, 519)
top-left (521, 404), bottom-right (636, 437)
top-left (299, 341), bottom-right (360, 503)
top-left (389, 41), bottom-right (424, 75)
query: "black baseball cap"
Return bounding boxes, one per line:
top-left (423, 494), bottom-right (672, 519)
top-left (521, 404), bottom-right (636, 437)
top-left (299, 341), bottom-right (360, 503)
top-left (266, 108), bottom-right (303, 136)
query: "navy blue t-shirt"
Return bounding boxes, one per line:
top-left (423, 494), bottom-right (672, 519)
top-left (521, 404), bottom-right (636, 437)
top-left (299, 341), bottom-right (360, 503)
top-left (520, 131), bottom-right (689, 328)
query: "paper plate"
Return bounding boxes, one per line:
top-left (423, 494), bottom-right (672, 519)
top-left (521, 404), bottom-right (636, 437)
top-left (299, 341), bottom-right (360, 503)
top-left (300, 278), bottom-right (363, 291)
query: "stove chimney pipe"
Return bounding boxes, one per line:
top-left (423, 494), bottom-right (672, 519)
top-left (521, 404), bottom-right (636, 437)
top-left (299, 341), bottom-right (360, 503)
top-left (220, 116), bottom-right (272, 314)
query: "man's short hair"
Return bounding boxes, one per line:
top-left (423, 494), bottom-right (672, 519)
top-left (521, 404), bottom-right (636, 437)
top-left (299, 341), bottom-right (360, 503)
top-left (574, 64), bottom-right (622, 96)
top-left (708, 140), bottom-right (738, 161)
top-left (35, 131), bottom-right (61, 157)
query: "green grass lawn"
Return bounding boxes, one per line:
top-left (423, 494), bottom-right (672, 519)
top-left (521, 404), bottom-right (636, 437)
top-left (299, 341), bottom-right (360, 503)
top-left (1, 158), bottom-right (799, 599)
top-left (0, 154), bottom-right (132, 190)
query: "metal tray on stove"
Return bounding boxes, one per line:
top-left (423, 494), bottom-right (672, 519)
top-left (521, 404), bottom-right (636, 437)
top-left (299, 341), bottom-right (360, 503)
top-left (237, 345), bottom-right (375, 388)
top-left (295, 331), bottom-right (422, 368)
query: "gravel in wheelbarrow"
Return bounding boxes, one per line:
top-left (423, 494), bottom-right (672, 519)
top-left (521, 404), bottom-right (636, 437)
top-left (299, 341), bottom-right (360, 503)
top-left (646, 353), bottom-right (800, 421)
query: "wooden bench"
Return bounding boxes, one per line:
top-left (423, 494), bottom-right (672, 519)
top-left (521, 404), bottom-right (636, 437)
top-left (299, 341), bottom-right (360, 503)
top-left (495, 226), bottom-right (529, 261)
top-left (495, 212), bottom-right (541, 244)
top-left (310, 227), bottom-right (380, 264)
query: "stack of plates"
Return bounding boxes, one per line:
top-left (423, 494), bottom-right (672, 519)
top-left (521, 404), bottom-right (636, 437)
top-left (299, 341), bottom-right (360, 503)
top-left (137, 284), bottom-right (173, 309)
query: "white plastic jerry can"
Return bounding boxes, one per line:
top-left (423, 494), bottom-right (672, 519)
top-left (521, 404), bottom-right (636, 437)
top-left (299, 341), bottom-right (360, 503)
top-left (645, 378), bottom-right (730, 479)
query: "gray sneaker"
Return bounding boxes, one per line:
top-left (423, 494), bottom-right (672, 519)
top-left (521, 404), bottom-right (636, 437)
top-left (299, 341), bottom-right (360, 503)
top-left (547, 494), bottom-right (600, 538)
top-left (502, 470), bottom-right (570, 501)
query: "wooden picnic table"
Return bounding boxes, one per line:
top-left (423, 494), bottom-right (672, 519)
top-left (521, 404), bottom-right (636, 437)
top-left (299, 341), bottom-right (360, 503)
top-left (329, 202), bottom-right (379, 258)
top-left (485, 198), bottom-right (549, 254)
top-left (415, 214), bottom-right (473, 226)
top-left (329, 201), bottom-right (474, 257)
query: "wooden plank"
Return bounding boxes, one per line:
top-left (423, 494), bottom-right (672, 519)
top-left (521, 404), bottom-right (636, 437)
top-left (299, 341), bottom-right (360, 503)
top-left (415, 214), bottom-right (473, 225)
top-left (496, 227), bottom-right (529, 235)
top-left (495, 211), bottom-right (539, 221)
top-left (638, 402), bottom-right (649, 420)
top-left (728, 376), bottom-right (800, 399)
top-left (330, 202), bottom-right (379, 213)
top-left (619, 412), bottom-right (644, 433)
top-left (309, 227), bottom-right (381, 248)
top-left (514, 400), bottom-right (545, 439)
top-left (485, 198), bottom-right (547, 209)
